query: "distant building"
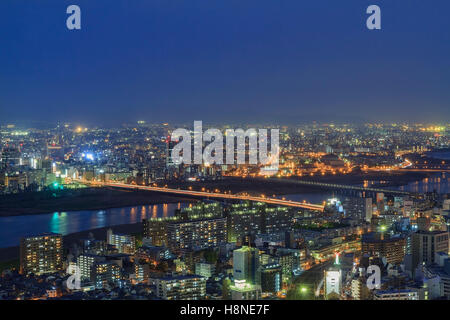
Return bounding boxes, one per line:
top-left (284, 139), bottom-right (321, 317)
top-left (20, 233), bottom-right (63, 275)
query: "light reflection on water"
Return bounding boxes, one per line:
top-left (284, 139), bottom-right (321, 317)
top-left (0, 203), bottom-right (186, 248)
top-left (1, 169), bottom-right (449, 249)
top-left (364, 173), bottom-right (449, 194)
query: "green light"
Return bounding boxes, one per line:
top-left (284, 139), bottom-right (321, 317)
top-left (300, 287), bottom-right (308, 293)
top-left (380, 225), bottom-right (387, 232)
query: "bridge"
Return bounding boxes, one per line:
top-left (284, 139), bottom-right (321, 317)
top-left (263, 178), bottom-right (412, 196)
top-left (81, 180), bottom-right (325, 211)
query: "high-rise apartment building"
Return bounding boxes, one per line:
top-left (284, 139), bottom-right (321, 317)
top-left (166, 217), bottom-right (227, 253)
top-left (20, 233), bottom-right (63, 275)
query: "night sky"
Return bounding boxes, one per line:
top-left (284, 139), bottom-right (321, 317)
top-left (1, 0), bottom-right (450, 126)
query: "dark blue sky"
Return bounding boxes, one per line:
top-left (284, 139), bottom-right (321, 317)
top-left (1, 0), bottom-right (449, 125)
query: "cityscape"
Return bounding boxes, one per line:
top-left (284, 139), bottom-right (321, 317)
top-left (1, 0), bottom-right (450, 308)
top-left (0, 122), bottom-right (450, 301)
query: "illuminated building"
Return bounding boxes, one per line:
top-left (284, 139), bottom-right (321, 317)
top-left (153, 275), bottom-right (206, 300)
top-left (277, 253), bottom-right (295, 283)
top-left (195, 262), bottom-right (216, 279)
top-left (142, 202), bottom-right (224, 247)
top-left (227, 202), bottom-right (294, 242)
top-left (20, 233), bottom-right (63, 275)
top-left (233, 246), bottom-right (260, 285)
top-left (342, 197), bottom-right (373, 222)
top-left (325, 255), bottom-right (342, 299)
top-left (135, 262), bottom-right (150, 283)
top-left (361, 233), bottom-right (406, 265)
top-left (166, 217), bottom-right (227, 253)
top-left (1, 147), bottom-right (21, 170)
top-left (424, 254), bottom-right (450, 299)
top-left (142, 218), bottom-right (170, 246)
top-left (91, 261), bottom-right (121, 289)
top-left (351, 277), bottom-right (370, 300)
top-left (412, 230), bottom-right (449, 270)
top-left (107, 229), bottom-right (136, 254)
top-left (77, 254), bottom-right (105, 280)
top-left (374, 289), bottom-right (419, 300)
top-left (134, 245), bottom-right (170, 262)
top-left (230, 280), bottom-right (262, 300)
top-left (259, 263), bottom-right (282, 294)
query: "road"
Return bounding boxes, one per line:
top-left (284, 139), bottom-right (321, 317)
top-left (78, 180), bottom-right (325, 211)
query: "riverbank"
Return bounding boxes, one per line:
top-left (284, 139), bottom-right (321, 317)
top-left (0, 171), bottom-right (432, 217)
top-left (0, 222), bottom-right (143, 264)
top-left (0, 187), bottom-right (195, 217)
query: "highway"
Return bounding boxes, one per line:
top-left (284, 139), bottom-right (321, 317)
top-left (264, 178), bottom-right (412, 195)
top-left (81, 180), bottom-right (325, 211)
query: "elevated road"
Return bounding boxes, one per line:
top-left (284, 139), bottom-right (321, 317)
top-left (264, 178), bottom-right (412, 196)
top-left (82, 181), bottom-right (325, 211)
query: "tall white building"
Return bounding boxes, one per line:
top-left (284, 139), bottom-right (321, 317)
top-left (325, 267), bottom-right (342, 299)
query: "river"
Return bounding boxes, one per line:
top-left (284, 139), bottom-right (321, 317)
top-left (1, 165), bottom-right (449, 248)
top-left (0, 203), bottom-right (186, 248)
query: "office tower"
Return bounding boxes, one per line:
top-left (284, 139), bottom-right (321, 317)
top-left (361, 233), bottom-right (406, 265)
top-left (166, 217), bottom-right (227, 253)
top-left (20, 233), bottom-right (63, 275)
top-left (259, 263), bottom-right (282, 294)
top-left (412, 230), bottom-right (449, 269)
top-left (106, 229), bottom-right (136, 254)
top-left (233, 246), bottom-right (260, 285)
top-left (153, 275), bottom-right (206, 300)
top-left (230, 280), bottom-right (262, 300)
